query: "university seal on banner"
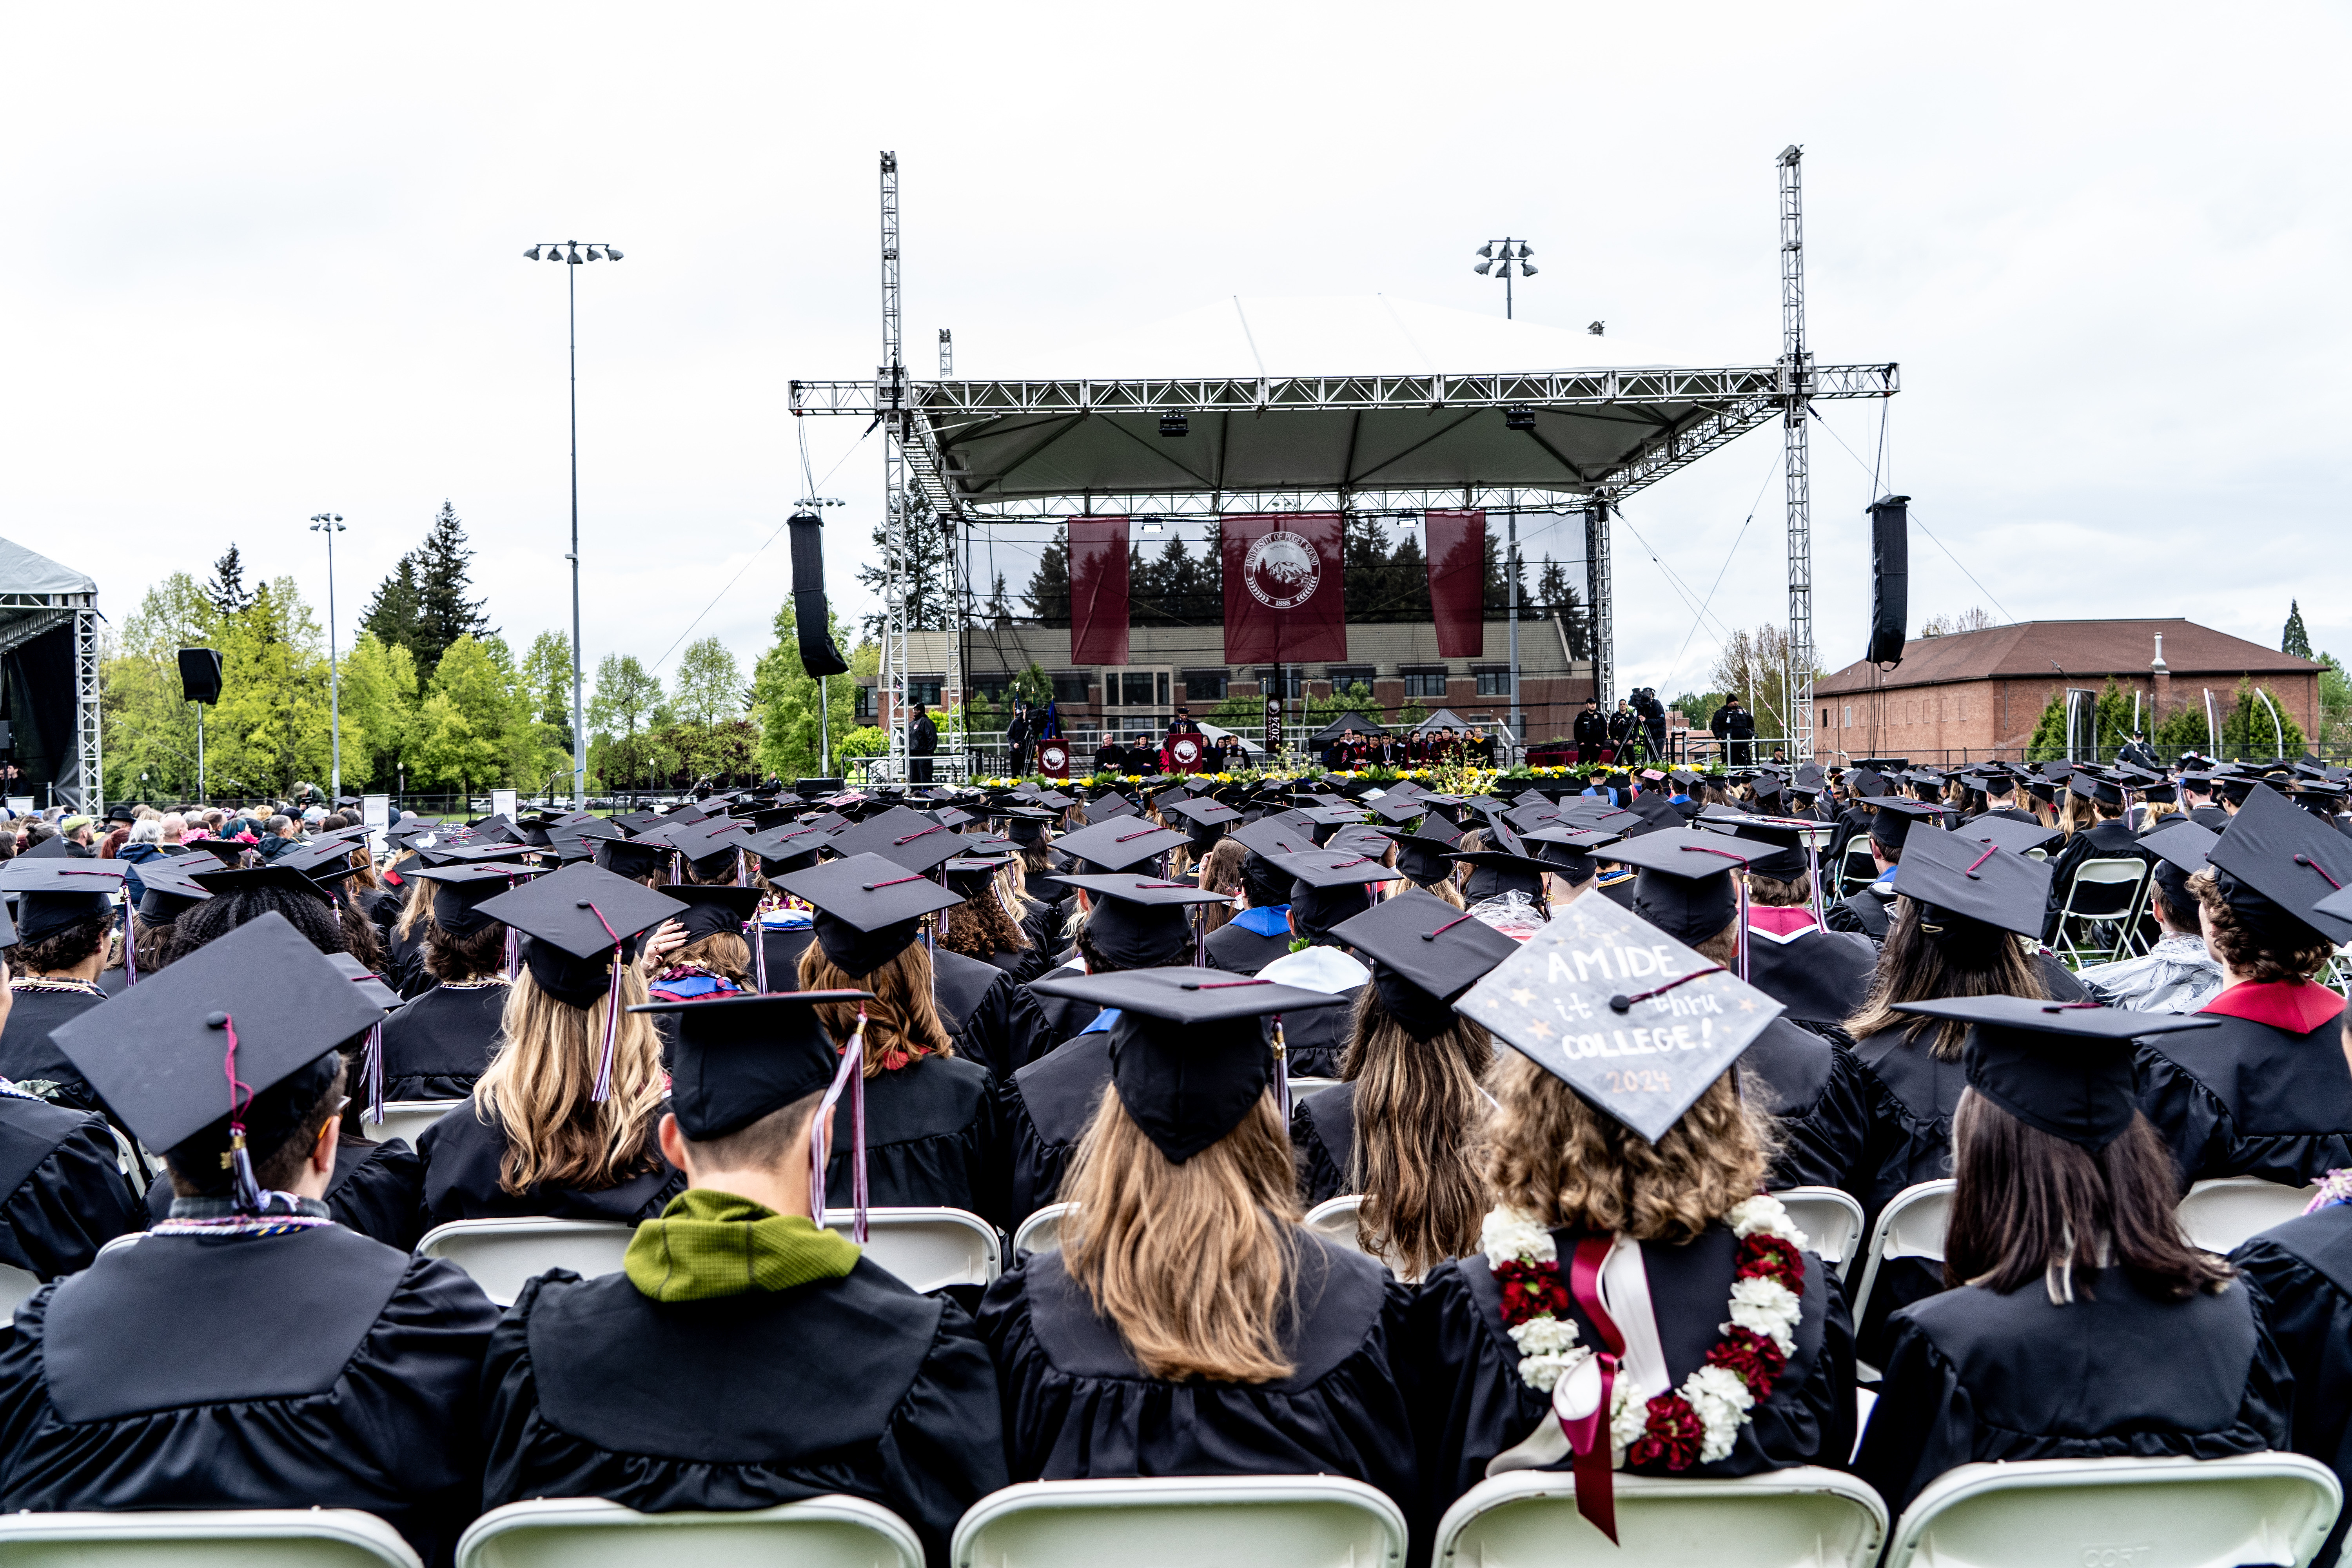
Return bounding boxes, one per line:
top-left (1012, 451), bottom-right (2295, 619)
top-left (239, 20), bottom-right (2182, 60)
top-left (1243, 531), bottom-right (1321, 610)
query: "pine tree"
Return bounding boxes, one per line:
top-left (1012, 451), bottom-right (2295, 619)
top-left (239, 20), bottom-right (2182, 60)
top-left (855, 501), bottom-right (956, 640)
top-left (411, 501), bottom-right (494, 675)
top-left (359, 555), bottom-right (423, 655)
top-left (986, 572), bottom-right (1013, 625)
top-left (1537, 556), bottom-right (1569, 613)
top-left (2283, 600), bottom-right (2313, 660)
top-left (1024, 530), bottom-right (1071, 624)
top-left (208, 544), bottom-right (252, 617)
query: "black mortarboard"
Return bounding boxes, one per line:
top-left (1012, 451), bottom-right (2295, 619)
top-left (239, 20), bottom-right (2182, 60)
top-left (630, 990), bottom-right (871, 1140)
top-left (1455, 893), bottom-right (1786, 1144)
top-left (824, 806), bottom-right (965, 875)
top-left (1378, 819), bottom-right (1465, 886)
top-left (475, 863), bottom-right (686, 1007)
top-left (1051, 817), bottom-right (1189, 875)
top-left (1329, 889), bottom-right (1518, 1040)
top-left (1324, 823), bottom-right (1396, 860)
top-left (666, 818), bottom-right (753, 877)
top-left (0, 858), bottom-right (128, 942)
top-left (1893, 995), bottom-right (2218, 1150)
top-left (1368, 794), bottom-right (1432, 824)
top-left (179, 838), bottom-right (252, 867)
top-left (1056, 873), bottom-right (1230, 970)
top-left (1869, 797), bottom-right (1952, 848)
top-left (1604, 827), bottom-right (1754, 943)
top-left (134, 857), bottom-right (215, 924)
top-left (664, 884), bottom-right (767, 944)
top-left (2137, 817), bottom-right (2217, 916)
top-left (772, 853), bottom-right (961, 976)
top-left (1894, 824), bottom-right (2051, 939)
top-left (1088, 793), bottom-right (1141, 821)
top-left (1024, 966), bottom-right (1351, 1162)
top-left (50, 911), bottom-right (379, 1195)
top-left (2068, 773), bottom-right (2125, 809)
top-left (1694, 811), bottom-right (1826, 881)
top-left (326, 951), bottom-right (400, 1011)
top-left (1448, 822), bottom-right (1559, 900)
top-left (2207, 783), bottom-right (2352, 946)
top-left (745, 823), bottom-right (830, 876)
top-left (277, 838), bottom-right (365, 887)
top-left (1266, 847), bottom-right (1397, 943)
top-left (1952, 815), bottom-right (2064, 857)
top-left (406, 862), bottom-right (536, 936)
top-left (595, 835), bottom-right (671, 881)
top-left (1520, 825), bottom-right (1622, 886)
top-left (1229, 817), bottom-right (1321, 861)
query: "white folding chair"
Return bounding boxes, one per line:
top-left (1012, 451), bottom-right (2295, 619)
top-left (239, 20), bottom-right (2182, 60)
top-left (106, 1124), bottom-right (149, 1197)
top-left (1849, 1178), bottom-right (1955, 1381)
top-left (2176, 1176), bottom-right (2323, 1256)
top-left (1433, 1466), bottom-right (1886, 1568)
top-left (0, 1507), bottom-right (422, 1567)
top-left (367, 1100), bottom-right (465, 1150)
top-left (416, 1217), bottom-right (635, 1306)
top-left (457, 1495), bottom-right (920, 1568)
top-left (1839, 835), bottom-right (1876, 895)
top-left (0, 1264), bottom-right (41, 1318)
top-left (824, 1206), bottom-right (1000, 1292)
top-left (951, 1475), bottom-right (1407, 1568)
top-left (1768, 1186), bottom-right (1866, 1283)
top-left (1013, 1201), bottom-right (1076, 1257)
top-left (2051, 857), bottom-right (2149, 965)
top-left (1882, 1453), bottom-right (2342, 1568)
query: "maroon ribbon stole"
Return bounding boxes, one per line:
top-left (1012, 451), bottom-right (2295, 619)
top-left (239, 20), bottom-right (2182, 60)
top-left (1563, 1236), bottom-right (1626, 1543)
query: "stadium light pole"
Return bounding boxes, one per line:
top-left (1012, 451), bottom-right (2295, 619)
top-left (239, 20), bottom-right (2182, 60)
top-left (309, 513), bottom-right (345, 801)
top-left (1474, 239), bottom-right (1536, 319)
top-left (523, 240), bottom-right (623, 808)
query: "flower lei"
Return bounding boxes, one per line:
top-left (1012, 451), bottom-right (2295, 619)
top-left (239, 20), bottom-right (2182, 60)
top-left (1482, 1195), bottom-right (1808, 1469)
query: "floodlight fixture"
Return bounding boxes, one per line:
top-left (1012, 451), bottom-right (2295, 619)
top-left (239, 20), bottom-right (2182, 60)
top-left (1158, 411), bottom-right (1189, 437)
top-left (1477, 235), bottom-right (1535, 318)
top-left (1140, 522), bottom-right (1166, 533)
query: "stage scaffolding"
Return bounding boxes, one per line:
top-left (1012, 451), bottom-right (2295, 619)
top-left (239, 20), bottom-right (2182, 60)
top-left (804, 152), bottom-right (1896, 779)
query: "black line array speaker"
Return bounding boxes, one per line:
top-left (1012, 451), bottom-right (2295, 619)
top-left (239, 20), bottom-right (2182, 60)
top-left (787, 511), bottom-right (851, 678)
top-left (177, 647), bottom-right (225, 705)
top-left (1866, 495), bottom-right (1911, 667)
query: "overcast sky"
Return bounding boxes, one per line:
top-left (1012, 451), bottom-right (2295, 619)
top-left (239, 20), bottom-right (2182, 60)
top-left (4, 3), bottom-right (2345, 712)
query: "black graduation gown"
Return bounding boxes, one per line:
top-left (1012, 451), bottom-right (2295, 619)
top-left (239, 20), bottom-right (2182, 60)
top-left (2191, 804), bottom-right (2233, 832)
top-left (419, 1105), bottom-right (684, 1229)
top-left (1291, 1082), bottom-right (1357, 1207)
top-left (1406, 1223), bottom-right (1852, 1548)
top-left (0, 987), bottom-right (108, 1112)
top-left (2135, 1006), bottom-right (2352, 1185)
top-left (2232, 1205), bottom-right (2352, 1568)
top-left (753, 924), bottom-right (816, 991)
top-left (824, 1053), bottom-right (1001, 1225)
top-left (1203, 918), bottom-right (1294, 976)
top-left (1022, 963), bottom-right (1100, 1047)
top-left (0, 1225), bottom-right (499, 1567)
top-left (1849, 1025), bottom-right (1966, 1355)
top-left (1969, 804), bottom-right (2043, 828)
top-left (977, 1237), bottom-right (1417, 1518)
top-left (933, 948), bottom-right (1054, 1080)
top-left (1855, 1269), bottom-right (2289, 1519)
top-left (379, 982), bottom-right (508, 1102)
top-left (1742, 924), bottom-right (1877, 1025)
top-left (143, 1138), bottom-right (426, 1253)
top-left (1274, 987), bottom-right (1359, 1080)
top-left (381, 913), bottom-right (434, 1000)
top-left (1744, 1021), bottom-right (1872, 1194)
top-left (1826, 884), bottom-right (1893, 939)
top-left (0, 1093), bottom-right (142, 1280)
top-left (482, 1259), bottom-right (1007, 1568)
top-left (1002, 1033), bottom-right (1110, 1228)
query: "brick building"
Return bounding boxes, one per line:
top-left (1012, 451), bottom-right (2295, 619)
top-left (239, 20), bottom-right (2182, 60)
top-left (1813, 618), bottom-right (2321, 760)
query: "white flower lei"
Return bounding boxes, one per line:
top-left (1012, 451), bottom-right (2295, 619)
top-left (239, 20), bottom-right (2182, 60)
top-left (1481, 1195), bottom-right (1808, 1466)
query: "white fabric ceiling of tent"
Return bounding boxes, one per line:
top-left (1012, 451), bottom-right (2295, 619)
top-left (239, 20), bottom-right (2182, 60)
top-left (0, 537), bottom-right (97, 598)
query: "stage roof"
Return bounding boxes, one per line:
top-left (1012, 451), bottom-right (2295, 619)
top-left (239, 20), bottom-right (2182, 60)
top-left (792, 296), bottom-right (1897, 519)
top-left (0, 536), bottom-right (97, 656)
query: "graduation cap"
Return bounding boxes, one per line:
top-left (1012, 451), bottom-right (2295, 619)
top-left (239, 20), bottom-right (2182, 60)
top-left (663, 884), bottom-right (767, 944)
top-left (50, 911), bottom-right (381, 1206)
top-left (1447, 822), bottom-right (1558, 902)
top-left (1869, 796), bottom-right (1953, 847)
top-left (2206, 782), bottom-right (2352, 946)
top-left (1521, 825), bottom-right (1624, 886)
top-left (665, 818), bottom-right (755, 877)
top-left (184, 862), bottom-right (338, 902)
top-left (1890, 995), bottom-right (2218, 1151)
top-left (1454, 893), bottom-right (1787, 1144)
top-left (629, 989), bottom-right (873, 1141)
top-left (1324, 823), bottom-right (1396, 860)
top-left (1893, 823), bottom-right (2052, 939)
top-left (744, 823), bottom-right (830, 877)
top-left (1024, 966), bottom-right (1352, 1163)
top-left (1087, 793), bottom-right (1142, 822)
top-left (2067, 773), bottom-right (2125, 808)
top-left (1951, 814), bottom-right (2063, 857)
top-left (1368, 794), bottom-right (1433, 825)
top-left (1328, 888), bottom-right (1519, 1040)
top-left (180, 837), bottom-right (250, 868)
top-left (1603, 827), bottom-right (1757, 944)
top-left (1051, 816), bottom-right (1189, 875)
top-left (1848, 768), bottom-right (1893, 800)
top-left (475, 862), bottom-right (686, 1016)
top-left (1693, 811), bottom-right (1821, 881)
top-left (772, 852), bottom-right (962, 976)
top-left (1379, 820), bottom-right (1465, 886)
top-left (2136, 817), bottom-right (2217, 916)
top-left (326, 951), bottom-right (400, 1010)
top-left (276, 838), bottom-right (367, 888)
top-left (1161, 796), bottom-right (1240, 848)
top-left (0, 858), bottom-right (126, 942)
top-left (134, 856), bottom-right (216, 924)
top-left (1267, 846), bottom-right (1400, 942)
top-left (1054, 873), bottom-right (1231, 969)
top-left (595, 835), bottom-right (672, 882)
top-left (405, 862), bottom-right (537, 936)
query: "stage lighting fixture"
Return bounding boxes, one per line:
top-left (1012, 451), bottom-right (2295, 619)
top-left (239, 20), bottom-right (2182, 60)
top-left (606, 247), bottom-right (622, 260)
top-left (1140, 522), bottom-right (1165, 533)
top-left (1589, 321), bottom-right (1606, 335)
top-left (1504, 406), bottom-right (1536, 430)
top-left (1516, 243), bottom-right (1534, 259)
top-left (567, 247), bottom-right (583, 264)
top-left (1158, 411), bottom-right (1188, 437)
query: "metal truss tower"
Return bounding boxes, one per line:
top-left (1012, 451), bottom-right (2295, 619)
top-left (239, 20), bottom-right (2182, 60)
top-left (1584, 497), bottom-right (1612, 711)
top-left (1778, 145), bottom-right (1817, 764)
top-left (878, 151), bottom-right (909, 781)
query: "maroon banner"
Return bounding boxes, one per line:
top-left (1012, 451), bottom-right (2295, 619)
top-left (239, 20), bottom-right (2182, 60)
top-left (1221, 512), bottom-right (1345, 664)
top-left (1425, 509), bottom-right (1486, 659)
top-left (1169, 734), bottom-right (1205, 773)
top-left (1036, 738), bottom-right (1072, 779)
top-left (1068, 516), bottom-right (1130, 666)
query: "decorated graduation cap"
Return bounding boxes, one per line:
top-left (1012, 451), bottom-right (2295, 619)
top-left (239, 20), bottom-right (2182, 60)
top-left (51, 911), bottom-right (380, 1210)
top-left (1605, 826), bottom-right (1756, 945)
top-left (1455, 892), bottom-right (1788, 1144)
top-left (662, 884), bottom-right (767, 944)
top-left (1893, 995), bottom-right (2217, 1150)
top-left (1051, 815), bottom-right (1189, 875)
top-left (1056, 873), bottom-right (1231, 969)
top-left (773, 851), bottom-right (962, 976)
top-left (405, 862), bottom-right (534, 936)
top-left (1329, 888), bottom-right (1519, 1040)
top-left (475, 864), bottom-right (686, 1098)
top-left (2206, 782), bottom-right (2352, 947)
top-left (630, 990), bottom-right (873, 1140)
top-left (1025, 966), bottom-right (1352, 1162)
top-left (0, 858), bottom-right (128, 942)
top-left (1893, 823), bottom-right (2051, 939)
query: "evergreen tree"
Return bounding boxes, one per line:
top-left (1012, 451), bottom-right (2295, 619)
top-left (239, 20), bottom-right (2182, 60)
top-left (411, 501), bottom-right (495, 675)
top-left (855, 501), bottom-right (956, 640)
top-left (1024, 530), bottom-right (1071, 624)
top-left (358, 555), bottom-right (423, 655)
top-left (208, 544), bottom-right (252, 617)
top-left (986, 572), bottom-right (1013, 625)
top-left (1537, 555), bottom-right (1569, 611)
top-left (1387, 530), bottom-right (1432, 621)
top-left (2283, 600), bottom-right (2313, 660)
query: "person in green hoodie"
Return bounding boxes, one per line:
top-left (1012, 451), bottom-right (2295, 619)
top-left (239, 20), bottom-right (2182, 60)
top-left (476, 988), bottom-right (1007, 1565)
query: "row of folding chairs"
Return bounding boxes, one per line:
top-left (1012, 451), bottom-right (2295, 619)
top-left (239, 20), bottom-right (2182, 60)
top-left (0, 1455), bottom-right (2335, 1568)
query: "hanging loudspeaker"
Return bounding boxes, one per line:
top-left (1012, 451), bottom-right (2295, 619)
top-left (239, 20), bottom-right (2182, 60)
top-left (1865, 495), bottom-right (1910, 667)
top-left (787, 510), bottom-right (851, 677)
top-left (177, 648), bottom-right (225, 705)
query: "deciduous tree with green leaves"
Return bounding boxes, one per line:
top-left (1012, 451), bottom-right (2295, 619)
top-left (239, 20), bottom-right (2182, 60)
top-left (751, 605), bottom-right (860, 782)
top-left (672, 637), bottom-right (743, 731)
